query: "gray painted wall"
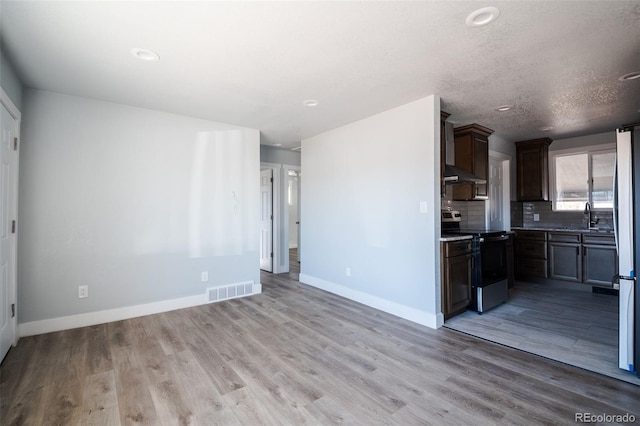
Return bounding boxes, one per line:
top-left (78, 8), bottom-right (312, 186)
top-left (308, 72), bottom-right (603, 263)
top-left (1, 50), bottom-right (23, 110)
top-left (260, 145), bottom-right (301, 166)
top-left (300, 95), bottom-right (442, 327)
top-left (18, 89), bottom-right (260, 323)
top-left (550, 131), bottom-right (615, 151)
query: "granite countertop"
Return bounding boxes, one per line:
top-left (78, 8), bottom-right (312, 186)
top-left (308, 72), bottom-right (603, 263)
top-left (511, 226), bottom-right (614, 234)
top-left (439, 235), bottom-right (474, 242)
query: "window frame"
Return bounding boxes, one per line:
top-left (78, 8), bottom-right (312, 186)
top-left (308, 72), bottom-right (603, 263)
top-left (549, 143), bottom-right (616, 212)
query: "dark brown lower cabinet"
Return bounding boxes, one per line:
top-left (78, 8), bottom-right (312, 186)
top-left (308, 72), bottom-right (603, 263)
top-left (548, 232), bottom-right (582, 283)
top-left (549, 243), bottom-right (582, 282)
top-left (441, 240), bottom-right (472, 320)
top-left (515, 231), bottom-right (548, 279)
top-left (583, 244), bottom-right (618, 286)
top-left (516, 230), bottom-right (618, 287)
top-left (506, 235), bottom-right (515, 288)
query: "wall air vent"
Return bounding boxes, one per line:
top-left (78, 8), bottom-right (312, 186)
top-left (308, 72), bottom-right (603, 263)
top-left (207, 281), bottom-right (254, 303)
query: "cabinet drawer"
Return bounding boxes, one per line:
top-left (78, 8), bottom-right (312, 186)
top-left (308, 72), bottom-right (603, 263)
top-left (516, 259), bottom-right (548, 278)
top-left (443, 240), bottom-right (472, 257)
top-left (515, 231), bottom-right (547, 241)
top-left (516, 240), bottom-right (547, 259)
top-left (582, 233), bottom-right (615, 245)
top-left (548, 232), bottom-right (581, 243)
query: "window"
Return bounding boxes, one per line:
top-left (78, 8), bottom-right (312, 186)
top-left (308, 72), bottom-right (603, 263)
top-left (551, 148), bottom-right (615, 211)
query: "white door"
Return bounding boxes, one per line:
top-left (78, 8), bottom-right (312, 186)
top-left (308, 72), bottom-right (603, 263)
top-left (260, 169), bottom-right (273, 272)
top-left (0, 101), bottom-right (17, 361)
top-left (288, 174), bottom-right (298, 249)
top-left (489, 157), bottom-right (504, 230)
top-left (296, 171), bottom-right (301, 263)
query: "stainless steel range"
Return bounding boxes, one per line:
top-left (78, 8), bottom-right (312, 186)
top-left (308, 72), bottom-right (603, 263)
top-left (442, 210), bottom-right (509, 313)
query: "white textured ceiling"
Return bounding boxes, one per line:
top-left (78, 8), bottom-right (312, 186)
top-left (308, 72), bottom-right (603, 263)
top-left (2, 1), bottom-right (639, 148)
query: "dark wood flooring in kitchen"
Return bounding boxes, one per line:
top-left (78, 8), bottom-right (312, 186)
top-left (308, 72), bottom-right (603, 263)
top-left (445, 280), bottom-right (640, 386)
top-left (2, 256), bottom-right (639, 424)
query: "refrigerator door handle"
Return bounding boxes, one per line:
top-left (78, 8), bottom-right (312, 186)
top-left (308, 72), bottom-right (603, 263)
top-left (612, 274), bottom-right (636, 290)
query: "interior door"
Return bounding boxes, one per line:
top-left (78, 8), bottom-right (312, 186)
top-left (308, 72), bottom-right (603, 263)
top-left (0, 102), bottom-right (17, 362)
top-left (260, 169), bottom-right (273, 272)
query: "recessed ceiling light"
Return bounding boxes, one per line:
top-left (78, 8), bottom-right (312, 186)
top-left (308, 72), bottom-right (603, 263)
top-left (540, 126), bottom-right (554, 131)
top-left (131, 48), bottom-right (160, 62)
top-left (303, 99), bottom-right (319, 107)
top-left (495, 105), bottom-right (512, 112)
top-left (465, 7), bottom-right (500, 27)
top-left (619, 71), bottom-right (640, 81)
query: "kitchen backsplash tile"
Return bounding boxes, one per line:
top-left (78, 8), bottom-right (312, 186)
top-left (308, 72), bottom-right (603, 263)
top-left (514, 201), bottom-right (613, 231)
top-left (443, 195), bottom-right (614, 232)
top-left (465, 201), bottom-right (486, 228)
top-left (441, 192), bottom-right (486, 228)
top-left (511, 201), bottom-right (523, 227)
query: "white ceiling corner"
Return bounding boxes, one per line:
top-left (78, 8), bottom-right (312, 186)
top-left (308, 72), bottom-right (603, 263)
top-left (1, 1), bottom-right (639, 148)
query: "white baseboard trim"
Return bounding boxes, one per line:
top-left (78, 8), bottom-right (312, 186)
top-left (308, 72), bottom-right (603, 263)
top-left (19, 282), bottom-right (263, 338)
top-left (299, 274), bottom-right (440, 329)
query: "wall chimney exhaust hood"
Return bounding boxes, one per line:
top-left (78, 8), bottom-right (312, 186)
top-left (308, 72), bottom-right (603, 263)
top-left (443, 164), bottom-right (487, 184)
top-left (442, 121), bottom-right (486, 185)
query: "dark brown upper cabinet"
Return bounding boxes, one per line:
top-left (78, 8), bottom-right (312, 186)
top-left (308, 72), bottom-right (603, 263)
top-left (452, 124), bottom-right (493, 201)
top-left (440, 110), bottom-right (450, 196)
top-left (516, 138), bottom-right (553, 201)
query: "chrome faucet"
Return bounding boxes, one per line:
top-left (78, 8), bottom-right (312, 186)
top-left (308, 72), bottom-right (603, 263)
top-left (584, 202), bottom-right (599, 229)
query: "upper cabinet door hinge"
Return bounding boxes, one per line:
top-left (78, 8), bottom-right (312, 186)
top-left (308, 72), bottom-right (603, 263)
top-left (11, 303), bottom-right (15, 318)
top-left (13, 137), bottom-right (18, 151)
top-left (11, 220), bottom-right (16, 234)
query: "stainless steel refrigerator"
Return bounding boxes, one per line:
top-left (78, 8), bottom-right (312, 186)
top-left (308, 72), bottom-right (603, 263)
top-left (615, 125), bottom-right (639, 376)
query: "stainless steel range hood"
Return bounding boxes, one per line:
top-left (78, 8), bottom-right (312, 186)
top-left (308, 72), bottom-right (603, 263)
top-left (442, 121), bottom-right (486, 185)
top-left (443, 164), bottom-right (487, 184)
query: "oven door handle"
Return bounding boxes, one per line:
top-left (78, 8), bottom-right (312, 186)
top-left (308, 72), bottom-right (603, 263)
top-left (479, 235), bottom-right (509, 243)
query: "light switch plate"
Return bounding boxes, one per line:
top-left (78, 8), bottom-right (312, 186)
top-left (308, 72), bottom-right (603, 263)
top-left (419, 201), bottom-right (428, 213)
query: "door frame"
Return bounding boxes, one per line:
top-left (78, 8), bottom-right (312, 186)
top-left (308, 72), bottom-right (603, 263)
top-left (283, 165), bottom-right (301, 272)
top-left (259, 168), bottom-right (274, 272)
top-left (487, 150), bottom-right (511, 230)
top-left (259, 162), bottom-right (301, 274)
top-left (260, 162), bottom-right (282, 272)
top-left (0, 87), bottom-right (20, 349)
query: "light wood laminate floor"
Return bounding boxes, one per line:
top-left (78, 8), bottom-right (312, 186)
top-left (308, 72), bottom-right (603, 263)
top-left (2, 262), bottom-right (639, 424)
top-left (445, 280), bottom-right (640, 386)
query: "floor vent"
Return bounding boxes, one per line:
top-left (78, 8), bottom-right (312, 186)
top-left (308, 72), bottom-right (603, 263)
top-left (207, 281), bottom-right (254, 303)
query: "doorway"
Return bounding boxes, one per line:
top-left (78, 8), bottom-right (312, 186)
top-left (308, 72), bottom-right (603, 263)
top-left (258, 162), bottom-right (299, 274)
top-left (285, 167), bottom-right (301, 266)
top-left (259, 168), bottom-right (273, 272)
top-left (0, 89), bottom-right (20, 362)
top-left (487, 151), bottom-right (510, 231)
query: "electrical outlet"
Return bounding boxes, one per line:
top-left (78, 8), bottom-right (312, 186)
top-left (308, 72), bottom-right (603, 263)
top-left (533, 213), bottom-right (540, 222)
top-left (346, 267), bottom-right (351, 277)
top-left (201, 271), bottom-right (209, 282)
top-left (78, 285), bottom-right (88, 299)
